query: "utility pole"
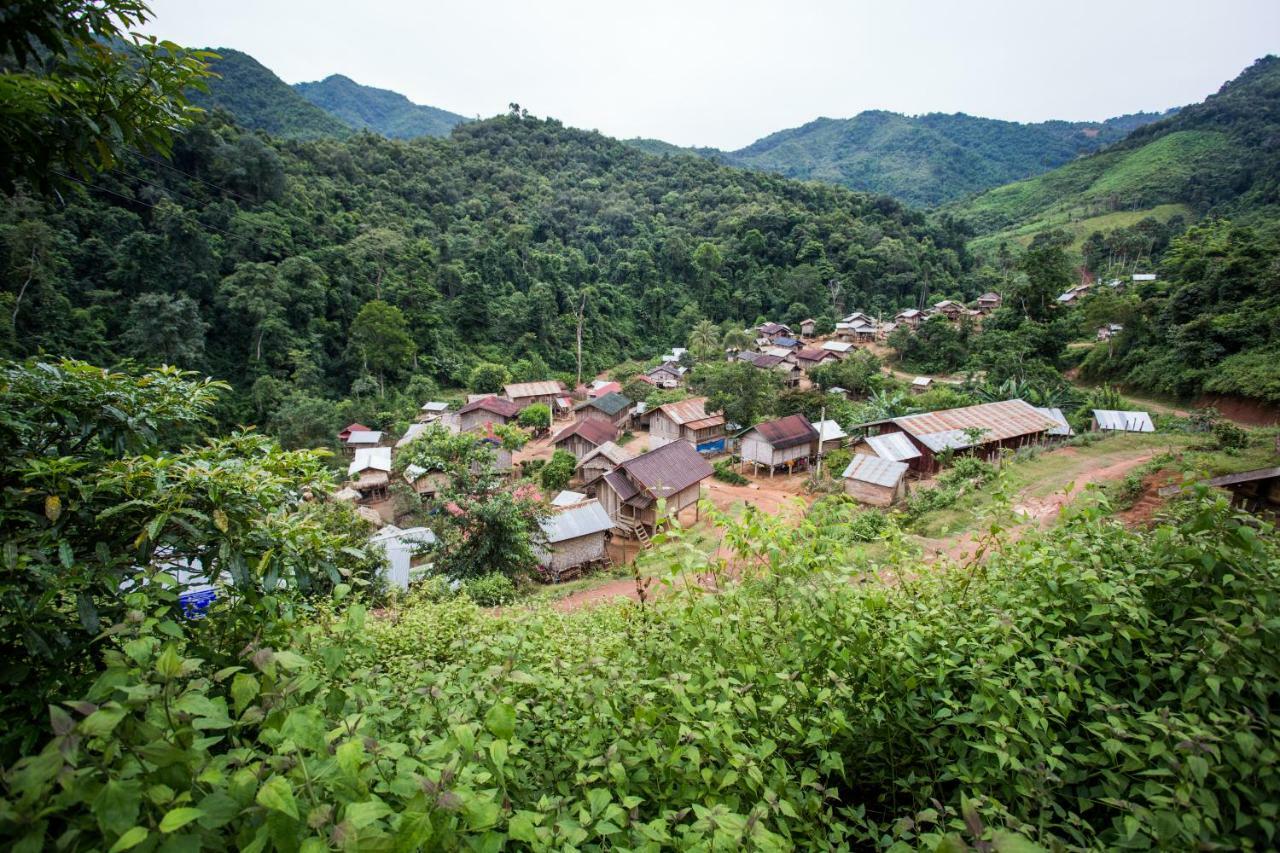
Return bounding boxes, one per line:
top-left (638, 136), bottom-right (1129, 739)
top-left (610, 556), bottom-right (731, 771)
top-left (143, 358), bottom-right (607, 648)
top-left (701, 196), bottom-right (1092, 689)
top-left (575, 292), bottom-right (587, 388)
top-left (816, 404), bottom-right (825, 479)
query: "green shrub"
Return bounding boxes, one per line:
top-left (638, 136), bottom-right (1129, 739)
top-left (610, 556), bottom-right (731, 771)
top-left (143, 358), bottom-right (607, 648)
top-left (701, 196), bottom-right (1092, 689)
top-left (713, 458), bottom-right (748, 485)
top-left (463, 573), bottom-right (517, 607)
top-left (1212, 420), bottom-right (1249, 450)
top-left (539, 450), bottom-right (577, 492)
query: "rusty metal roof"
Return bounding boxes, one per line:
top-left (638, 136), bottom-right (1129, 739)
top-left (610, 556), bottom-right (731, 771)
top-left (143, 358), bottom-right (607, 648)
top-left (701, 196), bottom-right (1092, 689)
top-left (575, 391), bottom-right (631, 416)
top-left (842, 454), bottom-right (909, 488)
top-left (655, 397), bottom-right (712, 426)
top-left (504, 380), bottom-right (563, 398)
top-left (685, 415), bottom-right (726, 431)
top-left (458, 395), bottom-right (522, 417)
top-left (621, 440), bottom-right (712, 498)
top-left (553, 418), bottom-right (617, 447)
top-left (749, 414), bottom-right (818, 450)
top-left (893, 399), bottom-right (1057, 451)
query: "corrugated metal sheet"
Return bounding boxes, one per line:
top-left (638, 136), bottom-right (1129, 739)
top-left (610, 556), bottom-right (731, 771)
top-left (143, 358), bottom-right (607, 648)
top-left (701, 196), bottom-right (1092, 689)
top-left (842, 454), bottom-right (909, 488)
top-left (577, 440), bottom-right (633, 467)
top-left (893, 399), bottom-right (1057, 449)
top-left (622, 440), bottom-right (713, 497)
top-left (864, 432), bottom-right (922, 461)
top-left (813, 419), bottom-right (847, 442)
top-left (349, 447), bottom-right (392, 476)
top-left (602, 469), bottom-right (639, 502)
top-left (657, 397), bottom-right (712, 426)
top-left (420, 401), bottom-right (448, 412)
top-left (396, 423), bottom-right (428, 448)
top-left (823, 341), bottom-right (853, 352)
top-left (753, 354), bottom-right (785, 367)
top-left (542, 500), bottom-right (614, 544)
top-left (504, 380), bottom-right (563, 398)
top-left (346, 430), bottom-right (384, 445)
top-left (1092, 409), bottom-right (1155, 432)
top-left (685, 415), bottom-right (726, 431)
top-left (553, 418), bottom-right (617, 447)
top-left (1034, 407), bottom-right (1074, 437)
top-left (912, 376), bottom-right (932, 387)
top-left (459, 396), bottom-right (522, 417)
top-left (576, 391), bottom-right (631, 416)
top-left (751, 414), bottom-right (818, 450)
top-left (551, 490), bottom-right (587, 507)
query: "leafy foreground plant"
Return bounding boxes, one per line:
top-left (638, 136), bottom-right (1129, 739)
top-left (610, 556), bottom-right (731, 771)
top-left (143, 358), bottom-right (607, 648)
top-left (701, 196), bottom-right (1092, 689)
top-left (2, 489), bottom-right (1278, 850)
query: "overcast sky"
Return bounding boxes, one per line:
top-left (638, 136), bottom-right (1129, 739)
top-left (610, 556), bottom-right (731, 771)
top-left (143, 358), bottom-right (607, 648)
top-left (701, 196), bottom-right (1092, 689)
top-left (142, 0), bottom-right (1279, 150)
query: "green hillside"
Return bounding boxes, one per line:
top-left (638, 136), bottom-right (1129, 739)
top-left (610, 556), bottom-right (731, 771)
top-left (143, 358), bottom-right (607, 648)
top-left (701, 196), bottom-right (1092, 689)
top-left (954, 56), bottom-right (1280, 254)
top-left (186, 48), bottom-right (354, 140)
top-left (294, 74), bottom-right (468, 138)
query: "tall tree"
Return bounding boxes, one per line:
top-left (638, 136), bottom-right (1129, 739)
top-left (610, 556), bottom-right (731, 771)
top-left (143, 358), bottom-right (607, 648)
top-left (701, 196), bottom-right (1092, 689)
top-left (348, 300), bottom-right (415, 394)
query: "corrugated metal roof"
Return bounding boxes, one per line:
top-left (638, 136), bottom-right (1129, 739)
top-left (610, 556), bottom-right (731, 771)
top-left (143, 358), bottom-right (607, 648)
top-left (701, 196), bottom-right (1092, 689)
top-left (396, 423), bottom-right (429, 448)
top-left (773, 336), bottom-right (799, 347)
top-left (577, 440), bottom-right (633, 468)
top-left (621, 440), bottom-right (713, 498)
top-left (796, 348), bottom-right (832, 362)
top-left (813, 419), bottom-right (847, 442)
top-left (504, 380), bottom-right (563, 398)
top-left (349, 447), bottom-right (392, 476)
top-left (656, 397), bottom-right (712, 426)
top-left (420, 401), bottom-right (448, 412)
top-left (551, 490), bottom-right (587, 507)
top-left (823, 341), bottom-right (853, 352)
top-left (575, 391), bottom-right (631, 416)
top-left (842, 454), bottom-right (909, 488)
top-left (1034, 407), bottom-right (1075, 437)
top-left (542, 500), bottom-right (614, 543)
top-left (346, 430), bottom-right (384, 445)
top-left (685, 415), bottom-right (726, 431)
top-left (912, 376), bottom-right (932, 387)
top-left (370, 525), bottom-right (436, 547)
top-left (892, 399), bottom-right (1057, 450)
top-left (1092, 409), bottom-right (1155, 432)
top-left (753, 354), bottom-right (786, 368)
top-left (749, 414), bottom-right (818, 450)
top-left (458, 396), bottom-right (522, 417)
top-left (553, 418), bottom-right (617, 447)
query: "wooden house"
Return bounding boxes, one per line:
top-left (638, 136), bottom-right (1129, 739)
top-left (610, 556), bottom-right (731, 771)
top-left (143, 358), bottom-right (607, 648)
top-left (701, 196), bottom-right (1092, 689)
top-left (757, 322), bottom-right (793, 342)
top-left (575, 440), bottom-right (633, 493)
top-left (911, 376), bottom-right (933, 394)
top-left (894, 308), bottom-right (923, 329)
top-left (553, 417), bottom-right (618, 460)
top-left (799, 318), bottom-right (816, 338)
top-left (852, 399), bottom-right (1059, 476)
top-left (535, 500), bottom-right (614, 581)
top-left (739, 414), bottom-right (819, 476)
top-left (574, 391), bottom-right (632, 430)
top-left (597, 440), bottom-right (713, 535)
top-left (648, 397), bottom-right (727, 453)
top-left (1158, 467), bottom-right (1280, 516)
top-left (457, 396), bottom-right (522, 433)
top-left (646, 363), bottom-right (685, 388)
top-left (841, 454), bottom-right (910, 506)
top-left (403, 464), bottom-right (450, 501)
top-left (586, 379), bottom-right (622, 399)
top-left (794, 347), bottom-right (838, 372)
top-left (348, 447), bottom-right (394, 519)
top-left (813, 419), bottom-right (848, 453)
top-left (344, 430), bottom-right (389, 457)
top-left (932, 300), bottom-right (965, 321)
top-left (770, 335), bottom-right (801, 351)
top-left (503, 380), bottom-right (564, 411)
top-left (822, 340), bottom-right (854, 357)
top-left (853, 431), bottom-right (923, 470)
top-left (975, 292), bottom-right (1002, 313)
top-left (338, 422), bottom-right (371, 444)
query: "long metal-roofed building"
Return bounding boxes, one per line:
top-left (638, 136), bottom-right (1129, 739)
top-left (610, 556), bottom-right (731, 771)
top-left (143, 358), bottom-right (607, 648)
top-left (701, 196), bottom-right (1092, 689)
top-left (852, 399), bottom-right (1060, 475)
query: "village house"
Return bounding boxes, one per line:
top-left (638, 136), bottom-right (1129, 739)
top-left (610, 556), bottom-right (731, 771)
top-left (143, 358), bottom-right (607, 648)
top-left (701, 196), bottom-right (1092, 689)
top-left (1159, 467), bottom-right (1280, 516)
top-left (395, 422), bottom-right (429, 449)
top-left (536, 499), bottom-right (614, 581)
top-left (822, 340), bottom-right (854, 357)
top-left (813, 419), bottom-right (848, 454)
top-left (661, 347), bottom-right (687, 364)
top-left (836, 320), bottom-right (877, 342)
top-left (369, 524), bottom-right (436, 590)
top-left (749, 354), bottom-right (803, 387)
top-left (338, 422), bottom-right (370, 444)
top-left (852, 399), bottom-right (1059, 475)
top-left (575, 440), bottom-right (633, 493)
top-left (841, 454), bottom-right (910, 506)
top-left (852, 431), bottom-right (922, 470)
top-left (503, 380), bottom-right (564, 411)
top-left (646, 362), bottom-right (685, 388)
top-left (932, 300), bottom-right (966, 321)
top-left (1091, 409), bottom-right (1155, 433)
top-left (457, 395), bottom-right (523, 433)
top-left (1056, 283), bottom-right (1092, 305)
top-left (417, 401), bottom-right (449, 423)
top-left (551, 489), bottom-right (588, 507)
top-left (597, 440), bottom-right (713, 537)
top-left (738, 414), bottom-right (819, 476)
top-left (799, 318), bottom-right (816, 337)
top-left (648, 397), bottom-right (727, 453)
top-left (552, 417), bottom-right (618, 460)
top-left (348, 447), bottom-right (394, 518)
top-left (586, 379), bottom-right (623, 399)
top-left (758, 322), bottom-right (794, 342)
top-left (477, 433), bottom-right (514, 475)
top-left (911, 376), bottom-right (933, 394)
top-left (894, 308), bottom-right (923, 329)
top-left (574, 391), bottom-right (632, 430)
top-left (975, 292), bottom-right (1002, 313)
top-left (403, 464), bottom-right (450, 501)
top-left (1132, 273), bottom-right (1157, 283)
top-left (794, 347), bottom-right (839, 372)
top-left (344, 429), bottom-right (389, 456)
top-left (770, 335), bottom-right (801, 351)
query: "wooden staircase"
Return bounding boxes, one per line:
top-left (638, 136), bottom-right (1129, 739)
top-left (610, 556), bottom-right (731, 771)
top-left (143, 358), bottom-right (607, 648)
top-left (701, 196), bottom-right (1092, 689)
top-left (614, 518), bottom-right (652, 549)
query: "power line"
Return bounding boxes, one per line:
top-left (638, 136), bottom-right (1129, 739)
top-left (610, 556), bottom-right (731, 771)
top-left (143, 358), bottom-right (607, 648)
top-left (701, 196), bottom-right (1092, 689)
top-left (133, 152), bottom-right (256, 205)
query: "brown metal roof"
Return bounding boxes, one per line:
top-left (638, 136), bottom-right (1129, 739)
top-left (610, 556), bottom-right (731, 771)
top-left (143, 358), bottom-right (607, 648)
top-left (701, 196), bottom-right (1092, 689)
top-left (655, 397), bottom-right (712, 426)
top-left (752, 354), bottom-right (785, 368)
top-left (685, 415), bottom-right (726, 431)
top-left (458, 395), bottom-right (522, 417)
top-left (893, 399), bottom-right (1056, 450)
top-left (749, 414), bottom-right (818, 450)
top-left (504, 380), bottom-right (563, 399)
top-left (795, 348), bottom-right (832, 362)
top-left (621, 440), bottom-right (712, 498)
top-left (553, 418), bottom-right (617, 447)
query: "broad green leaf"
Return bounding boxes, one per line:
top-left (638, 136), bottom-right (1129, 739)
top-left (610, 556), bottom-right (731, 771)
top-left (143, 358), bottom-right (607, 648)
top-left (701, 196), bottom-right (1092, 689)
top-left (107, 827), bottom-right (149, 853)
top-left (484, 702), bottom-right (515, 740)
top-left (256, 776), bottom-right (299, 820)
top-left (159, 807), bottom-right (204, 833)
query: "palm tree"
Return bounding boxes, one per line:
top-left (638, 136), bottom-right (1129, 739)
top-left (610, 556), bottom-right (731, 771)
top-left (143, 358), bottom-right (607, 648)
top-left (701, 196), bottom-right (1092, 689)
top-left (688, 319), bottom-right (722, 361)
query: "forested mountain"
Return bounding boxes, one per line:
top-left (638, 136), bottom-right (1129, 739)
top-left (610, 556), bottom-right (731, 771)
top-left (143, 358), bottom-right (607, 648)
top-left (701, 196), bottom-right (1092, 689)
top-left (294, 74), bottom-right (469, 138)
top-left (0, 109), bottom-right (969, 424)
top-left (952, 56), bottom-right (1280, 256)
top-left (625, 110), bottom-right (1169, 206)
top-left (185, 48), bottom-right (354, 140)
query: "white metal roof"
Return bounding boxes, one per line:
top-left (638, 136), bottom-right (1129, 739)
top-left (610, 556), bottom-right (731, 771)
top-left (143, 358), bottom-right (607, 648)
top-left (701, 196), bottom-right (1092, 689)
top-left (1092, 409), bottom-right (1155, 432)
top-left (912, 376), bottom-right (932, 387)
top-left (1132, 273), bottom-right (1157, 281)
top-left (813, 419), bottom-right (847, 443)
top-left (822, 341), bottom-right (853, 352)
top-left (369, 524), bottom-right (436, 547)
top-left (348, 446), bottom-right (392, 476)
top-left (541, 500), bottom-right (614, 544)
top-left (395, 423), bottom-right (428, 448)
top-left (842, 454), bottom-right (910, 488)
top-left (551, 490), bottom-right (587, 507)
top-left (1033, 407), bottom-right (1075, 437)
top-left (420, 401), bottom-right (448, 412)
top-left (345, 430), bottom-right (384, 445)
top-left (863, 432), bottom-right (922, 461)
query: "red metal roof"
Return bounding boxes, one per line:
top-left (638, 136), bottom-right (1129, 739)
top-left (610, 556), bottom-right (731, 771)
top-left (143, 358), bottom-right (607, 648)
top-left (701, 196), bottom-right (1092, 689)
top-left (750, 414), bottom-right (818, 450)
top-left (553, 418), bottom-right (617, 447)
top-left (458, 396), bottom-right (523, 418)
top-left (620, 440), bottom-right (712, 498)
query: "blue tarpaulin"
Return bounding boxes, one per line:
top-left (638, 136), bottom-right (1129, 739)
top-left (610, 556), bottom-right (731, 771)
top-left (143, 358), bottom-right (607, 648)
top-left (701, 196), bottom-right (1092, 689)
top-left (697, 438), bottom-right (726, 455)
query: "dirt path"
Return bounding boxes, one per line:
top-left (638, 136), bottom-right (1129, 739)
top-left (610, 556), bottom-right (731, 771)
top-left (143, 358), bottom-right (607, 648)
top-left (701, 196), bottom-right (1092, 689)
top-left (921, 451), bottom-right (1157, 563)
